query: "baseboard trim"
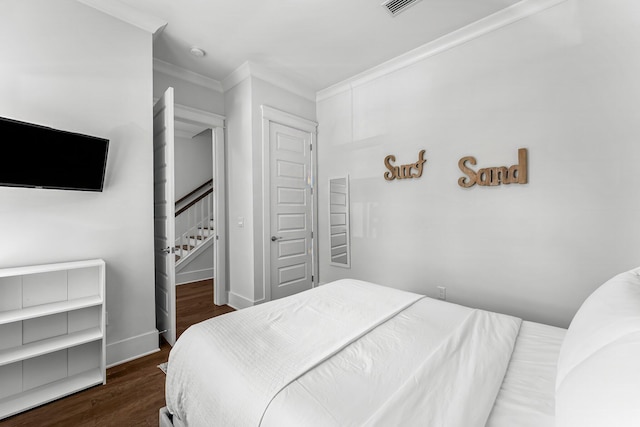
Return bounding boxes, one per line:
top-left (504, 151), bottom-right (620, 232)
top-left (106, 330), bottom-right (160, 368)
top-left (227, 291), bottom-right (257, 310)
top-left (176, 268), bottom-right (213, 286)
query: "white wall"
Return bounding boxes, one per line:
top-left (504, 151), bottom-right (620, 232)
top-left (176, 244), bottom-right (214, 285)
top-left (225, 78), bottom-right (255, 306)
top-left (225, 76), bottom-right (316, 306)
top-left (317, 0), bottom-right (640, 328)
top-left (174, 131), bottom-right (213, 200)
top-left (0, 0), bottom-right (158, 364)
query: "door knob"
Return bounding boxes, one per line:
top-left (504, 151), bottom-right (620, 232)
top-left (271, 236), bottom-right (281, 242)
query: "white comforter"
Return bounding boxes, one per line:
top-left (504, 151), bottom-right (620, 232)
top-left (165, 279), bottom-right (522, 427)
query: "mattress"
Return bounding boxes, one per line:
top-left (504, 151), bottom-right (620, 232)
top-left (164, 279), bottom-right (561, 426)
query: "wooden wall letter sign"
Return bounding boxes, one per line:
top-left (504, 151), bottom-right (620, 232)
top-left (458, 148), bottom-right (528, 188)
top-left (384, 150), bottom-right (427, 181)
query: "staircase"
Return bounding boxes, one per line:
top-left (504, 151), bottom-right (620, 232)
top-left (174, 180), bottom-right (215, 266)
top-left (174, 218), bottom-right (215, 264)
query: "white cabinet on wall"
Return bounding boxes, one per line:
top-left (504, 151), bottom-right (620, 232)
top-left (0, 259), bottom-right (106, 419)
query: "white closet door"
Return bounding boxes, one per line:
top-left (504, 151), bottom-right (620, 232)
top-left (269, 122), bottom-right (313, 300)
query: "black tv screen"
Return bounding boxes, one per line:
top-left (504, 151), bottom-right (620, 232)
top-left (0, 116), bottom-right (109, 192)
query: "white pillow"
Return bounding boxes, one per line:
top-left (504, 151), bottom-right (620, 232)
top-left (555, 267), bottom-right (640, 427)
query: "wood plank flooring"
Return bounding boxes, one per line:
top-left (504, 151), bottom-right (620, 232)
top-left (176, 279), bottom-right (235, 338)
top-left (1, 279), bottom-right (234, 427)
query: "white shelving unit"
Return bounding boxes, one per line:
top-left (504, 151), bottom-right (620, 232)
top-left (0, 259), bottom-right (106, 420)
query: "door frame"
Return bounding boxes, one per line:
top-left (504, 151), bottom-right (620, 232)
top-left (261, 105), bottom-right (318, 302)
top-left (173, 103), bottom-right (228, 306)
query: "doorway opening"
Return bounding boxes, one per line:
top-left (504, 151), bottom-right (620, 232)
top-left (153, 88), bottom-right (228, 346)
top-left (173, 119), bottom-right (231, 339)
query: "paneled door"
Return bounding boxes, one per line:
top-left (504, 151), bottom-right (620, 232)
top-left (269, 122), bottom-right (314, 300)
top-left (153, 87), bottom-right (176, 346)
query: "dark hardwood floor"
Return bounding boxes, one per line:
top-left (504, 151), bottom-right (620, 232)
top-left (176, 279), bottom-right (235, 338)
top-left (1, 279), bottom-right (234, 427)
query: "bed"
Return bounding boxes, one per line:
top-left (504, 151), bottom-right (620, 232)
top-left (159, 267), bottom-right (640, 427)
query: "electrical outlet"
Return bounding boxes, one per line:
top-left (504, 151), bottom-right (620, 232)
top-left (437, 286), bottom-right (446, 301)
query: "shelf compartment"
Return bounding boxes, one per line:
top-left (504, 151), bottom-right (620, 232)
top-left (0, 259), bottom-right (105, 420)
top-left (0, 295), bottom-right (102, 325)
top-left (0, 259), bottom-right (105, 279)
top-left (0, 327), bottom-right (102, 367)
top-left (0, 368), bottom-right (103, 420)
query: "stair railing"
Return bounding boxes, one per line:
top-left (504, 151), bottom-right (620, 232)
top-left (174, 180), bottom-right (214, 264)
top-left (175, 179), bottom-right (213, 216)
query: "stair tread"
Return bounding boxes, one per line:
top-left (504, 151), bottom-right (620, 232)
top-left (175, 245), bottom-right (194, 250)
top-left (175, 234), bottom-right (215, 264)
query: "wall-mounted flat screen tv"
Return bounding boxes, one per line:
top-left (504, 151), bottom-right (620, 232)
top-left (0, 116), bottom-right (109, 192)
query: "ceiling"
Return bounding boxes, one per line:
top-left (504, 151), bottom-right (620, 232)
top-left (111, 0), bottom-right (520, 93)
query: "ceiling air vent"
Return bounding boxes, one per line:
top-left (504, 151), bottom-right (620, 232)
top-left (382, 0), bottom-right (423, 16)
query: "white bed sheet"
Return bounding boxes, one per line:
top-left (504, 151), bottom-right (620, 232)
top-left (166, 279), bottom-right (524, 427)
top-left (486, 320), bottom-right (566, 427)
top-left (165, 279), bottom-right (424, 426)
top-left (262, 297), bottom-right (521, 427)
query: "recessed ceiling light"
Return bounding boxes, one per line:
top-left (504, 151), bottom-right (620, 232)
top-left (189, 47), bottom-right (205, 57)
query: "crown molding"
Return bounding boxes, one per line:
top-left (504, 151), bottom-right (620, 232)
top-left (222, 61), bottom-right (316, 102)
top-left (153, 59), bottom-right (224, 93)
top-left (175, 103), bottom-right (225, 129)
top-left (152, 98), bottom-right (226, 128)
top-left (221, 62), bottom-right (251, 93)
top-left (261, 105), bottom-right (317, 132)
top-left (316, 0), bottom-right (568, 102)
top-left (251, 64), bottom-right (317, 102)
top-left (76, 0), bottom-right (167, 36)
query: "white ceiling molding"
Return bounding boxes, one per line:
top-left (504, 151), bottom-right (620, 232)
top-left (76, 0), bottom-right (167, 36)
top-left (221, 62), bottom-right (252, 93)
top-left (154, 59), bottom-right (224, 93)
top-left (316, 0), bottom-right (568, 102)
top-left (261, 105), bottom-right (318, 133)
top-left (150, 99), bottom-right (225, 141)
top-left (250, 63), bottom-right (317, 102)
top-left (175, 123), bottom-right (207, 140)
top-left (175, 103), bottom-right (225, 129)
top-left (222, 61), bottom-right (317, 102)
